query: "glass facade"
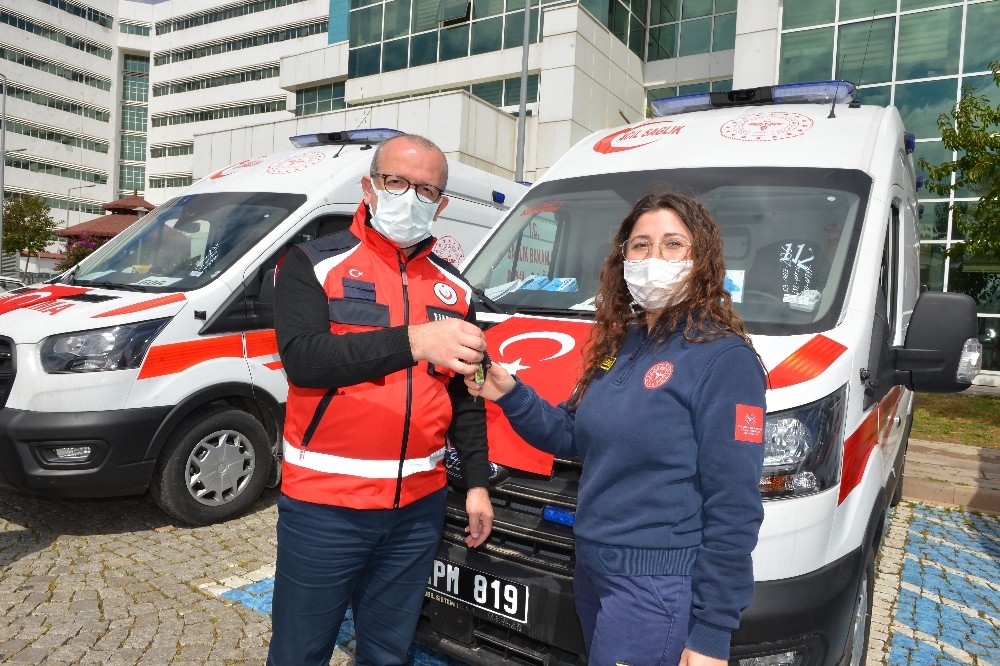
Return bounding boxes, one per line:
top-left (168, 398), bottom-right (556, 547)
top-left (295, 83), bottom-right (347, 115)
top-left (779, 0), bottom-right (1000, 372)
top-left (348, 0), bottom-right (545, 78)
top-left (647, 0), bottom-right (737, 61)
top-left (121, 55), bottom-right (149, 196)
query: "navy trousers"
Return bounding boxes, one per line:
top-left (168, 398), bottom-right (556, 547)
top-left (267, 490), bottom-right (446, 666)
top-left (574, 562), bottom-right (693, 666)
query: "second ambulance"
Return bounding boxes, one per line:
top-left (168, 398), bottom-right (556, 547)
top-left (417, 82), bottom-right (982, 666)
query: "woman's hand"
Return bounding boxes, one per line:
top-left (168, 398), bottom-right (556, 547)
top-left (465, 362), bottom-right (516, 402)
top-left (678, 648), bottom-right (727, 666)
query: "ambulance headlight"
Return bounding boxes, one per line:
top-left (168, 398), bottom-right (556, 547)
top-left (40, 319), bottom-right (169, 373)
top-left (760, 386), bottom-right (846, 499)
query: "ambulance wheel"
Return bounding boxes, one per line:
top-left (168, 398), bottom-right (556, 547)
top-left (842, 547), bottom-right (875, 666)
top-left (149, 406), bottom-right (271, 526)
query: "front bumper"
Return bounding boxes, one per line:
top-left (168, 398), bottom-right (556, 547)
top-left (0, 406), bottom-right (171, 497)
top-left (416, 542), bottom-right (864, 666)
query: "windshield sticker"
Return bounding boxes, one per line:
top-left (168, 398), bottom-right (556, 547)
top-left (518, 275), bottom-right (578, 292)
top-left (266, 151), bottom-right (326, 174)
top-left (725, 270), bottom-right (745, 303)
top-left (785, 289), bottom-right (821, 312)
top-left (131, 276), bottom-right (184, 288)
top-left (721, 111), bottom-right (814, 142)
top-left (520, 201), bottom-right (564, 216)
top-left (593, 120), bottom-right (685, 154)
top-left (432, 235), bottom-right (464, 265)
top-left (210, 157), bottom-right (264, 179)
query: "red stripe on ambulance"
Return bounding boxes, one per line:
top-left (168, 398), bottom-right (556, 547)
top-left (767, 335), bottom-right (848, 390)
top-left (92, 293), bottom-right (186, 318)
top-left (138, 334), bottom-right (244, 379)
top-left (838, 386), bottom-right (904, 504)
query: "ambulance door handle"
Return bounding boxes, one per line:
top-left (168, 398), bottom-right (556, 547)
top-left (889, 415), bottom-right (901, 428)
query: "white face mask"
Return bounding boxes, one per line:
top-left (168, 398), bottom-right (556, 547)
top-left (623, 258), bottom-right (693, 310)
top-left (369, 187), bottom-right (438, 248)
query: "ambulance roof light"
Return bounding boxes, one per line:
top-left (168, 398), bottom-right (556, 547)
top-left (289, 128), bottom-right (405, 148)
top-left (651, 80), bottom-right (857, 117)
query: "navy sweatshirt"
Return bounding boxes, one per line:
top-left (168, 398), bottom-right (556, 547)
top-left (495, 322), bottom-right (766, 660)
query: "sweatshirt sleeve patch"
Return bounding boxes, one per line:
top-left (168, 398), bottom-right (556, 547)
top-left (734, 404), bottom-right (764, 443)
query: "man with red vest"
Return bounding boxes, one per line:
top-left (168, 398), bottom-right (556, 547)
top-left (267, 134), bottom-right (493, 665)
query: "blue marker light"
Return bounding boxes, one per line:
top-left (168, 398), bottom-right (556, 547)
top-left (289, 128), bottom-right (405, 148)
top-left (542, 505), bottom-right (575, 527)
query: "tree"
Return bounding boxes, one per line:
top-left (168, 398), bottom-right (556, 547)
top-left (55, 231), bottom-right (106, 272)
top-left (2, 193), bottom-right (57, 277)
top-left (918, 60), bottom-right (1000, 257)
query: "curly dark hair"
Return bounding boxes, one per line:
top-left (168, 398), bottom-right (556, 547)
top-left (568, 190), bottom-right (750, 408)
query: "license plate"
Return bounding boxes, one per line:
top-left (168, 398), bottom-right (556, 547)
top-left (426, 558), bottom-right (529, 623)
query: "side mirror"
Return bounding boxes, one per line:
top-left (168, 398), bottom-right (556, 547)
top-left (893, 292), bottom-right (982, 392)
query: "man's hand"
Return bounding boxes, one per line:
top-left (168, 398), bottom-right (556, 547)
top-left (464, 486), bottom-right (493, 548)
top-left (678, 648), bottom-right (727, 666)
top-left (409, 318), bottom-right (486, 376)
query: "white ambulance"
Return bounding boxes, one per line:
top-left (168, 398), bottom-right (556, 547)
top-left (0, 128), bottom-right (526, 525)
top-left (417, 83), bottom-right (982, 666)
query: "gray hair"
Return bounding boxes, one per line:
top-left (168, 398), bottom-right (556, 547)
top-left (369, 134), bottom-right (449, 188)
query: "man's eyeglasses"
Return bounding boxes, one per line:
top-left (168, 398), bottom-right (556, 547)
top-left (621, 237), bottom-right (692, 261)
top-left (373, 173), bottom-right (445, 204)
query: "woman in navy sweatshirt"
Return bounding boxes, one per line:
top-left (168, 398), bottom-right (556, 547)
top-left (467, 192), bottom-right (767, 666)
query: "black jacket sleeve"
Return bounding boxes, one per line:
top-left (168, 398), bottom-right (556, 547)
top-left (273, 245), bottom-right (416, 389)
top-left (446, 306), bottom-right (490, 490)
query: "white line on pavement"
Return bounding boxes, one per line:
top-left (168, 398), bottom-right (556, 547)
top-left (904, 553), bottom-right (1000, 592)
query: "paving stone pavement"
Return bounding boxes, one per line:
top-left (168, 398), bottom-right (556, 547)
top-left (1, 480), bottom-right (997, 665)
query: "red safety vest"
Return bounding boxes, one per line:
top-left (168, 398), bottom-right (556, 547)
top-left (281, 204), bottom-right (473, 509)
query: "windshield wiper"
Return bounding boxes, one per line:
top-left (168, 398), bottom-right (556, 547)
top-left (470, 286), bottom-right (506, 314)
top-left (82, 281), bottom-right (150, 292)
top-left (507, 305), bottom-right (595, 319)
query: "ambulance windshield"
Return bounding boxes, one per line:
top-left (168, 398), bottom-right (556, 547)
top-left (462, 167), bottom-right (871, 335)
top-left (69, 192), bottom-right (305, 292)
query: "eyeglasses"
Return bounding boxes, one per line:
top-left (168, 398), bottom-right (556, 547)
top-left (373, 173), bottom-right (445, 204)
top-left (621, 236), bottom-right (692, 261)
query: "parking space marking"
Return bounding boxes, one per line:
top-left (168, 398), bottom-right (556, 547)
top-left (904, 554), bottom-right (1000, 592)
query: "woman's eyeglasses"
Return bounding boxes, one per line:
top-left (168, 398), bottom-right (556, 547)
top-left (621, 237), bottom-right (692, 261)
top-left (374, 173), bottom-right (444, 204)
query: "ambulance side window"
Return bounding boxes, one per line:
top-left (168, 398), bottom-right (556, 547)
top-left (200, 215), bottom-right (352, 334)
top-left (865, 206), bottom-right (900, 408)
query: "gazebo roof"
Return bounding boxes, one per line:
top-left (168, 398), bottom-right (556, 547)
top-left (56, 194), bottom-right (158, 239)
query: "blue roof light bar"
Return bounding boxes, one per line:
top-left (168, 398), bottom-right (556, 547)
top-left (651, 80), bottom-right (857, 118)
top-left (289, 128), bottom-right (405, 148)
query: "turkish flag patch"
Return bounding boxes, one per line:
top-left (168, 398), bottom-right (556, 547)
top-left (734, 404), bottom-right (764, 443)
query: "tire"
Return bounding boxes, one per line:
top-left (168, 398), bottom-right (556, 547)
top-left (149, 406), bottom-right (272, 526)
top-left (842, 547), bottom-right (875, 666)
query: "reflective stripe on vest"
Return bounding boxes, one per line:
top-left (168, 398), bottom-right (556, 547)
top-left (283, 439), bottom-right (446, 478)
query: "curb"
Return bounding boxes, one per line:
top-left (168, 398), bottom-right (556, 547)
top-left (902, 439), bottom-right (1000, 514)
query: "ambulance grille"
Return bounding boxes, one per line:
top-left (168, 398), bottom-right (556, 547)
top-left (0, 337), bottom-right (14, 408)
top-left (443, 460), bottom-right (580, 575)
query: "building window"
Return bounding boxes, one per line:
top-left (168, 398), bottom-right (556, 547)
top-left (120, 21), bottom-right (151, 36)
top-left (119, 164), bottom-right (145, 193)
top-left (896, 7), bottom-right (961, 81)
top-left (6, 155), bottom-right (107, 184)
top-left (152, 65), bottom-right (279, 97)
top-left (123, 74), bottom-right (149, 103)
top-left (155, 0), bottom-right (311, 35)
top-left (123, 54), bottom-right (150, 74)
top-left (3, 119), bottom-right (108, 154)
top-left (150, 143), bottom-right (195, 158)
top-left (836, 17), bottom-right (895, 86)
top-left (153, 19), bottom-right (328, 65)
top-left (121, 106), bottom-right (149, 132)
top-left (647, 0), bottom-right (737, 62)
top-left (779, 27), bottom-right (834, 84)
top-left (0, 9), bottom-right (112, 59)
top-left (149, 175), bottom-right (195, 188)
top-left (5, 83), bottom-right (110, 122)
top-left (0, 45), bottom-right (111, 91)
top-left (36, 0), bottom-right (113, 28)
top-left (150, 98), bottom-right (287, 127)
top-left (120, 135), bottom-right (147, 161)
top-left (294, 83), bottom-right (347, 116)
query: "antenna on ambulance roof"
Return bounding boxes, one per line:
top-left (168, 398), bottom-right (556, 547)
top-left (851, 12), bottom-right (877, 109)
